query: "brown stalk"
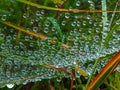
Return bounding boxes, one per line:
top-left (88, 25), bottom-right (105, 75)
top-left (0, 21), bottom-right (69, 49)
top-left (70, 69), bottom-right (75, 90)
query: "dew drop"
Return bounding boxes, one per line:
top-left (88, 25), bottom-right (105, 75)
top-left (77, 21), bottom-right (81, 26)
top-left (44, 27), bottom-right (49, 33)
top-left (41, 10), bottom-right (45, 15)
top-left (61, 21), bottom-right (66, 26)
top-left (44, 21), bottom-right (50, 27)
top-left (23, 13), bottom-right (27, 18)
top-left (76, 1), bottom-right (81, 6)
top-left (71, 21), bottom-right (76, 27)
top-left (65, 13), bottom-right (70, 19)
top-left (0, 33), bottom-right (5, 38)
top-left (116, 20), bottom-right (120, 25)
top-left (6, 84), bottom-right (14, 89)
top-left (36, 10), bottom-right (40, 16)
top-left (51, 27), bottom-right (55, 32)
top-left (33, 27), bottom-right (38, 33)
top-left (30, 19), bottom-right (34, 25)
top-left (1, 15), bottom-right (7, 21)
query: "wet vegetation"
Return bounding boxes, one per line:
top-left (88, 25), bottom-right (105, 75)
top-left (0, 0), bottom-right (120, 90)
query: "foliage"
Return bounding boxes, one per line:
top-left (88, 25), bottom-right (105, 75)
top-left (0, 0), bottom-right (120, 90)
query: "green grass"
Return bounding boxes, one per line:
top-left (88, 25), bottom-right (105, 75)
top-left (0, 0), bottom-right (120, 90)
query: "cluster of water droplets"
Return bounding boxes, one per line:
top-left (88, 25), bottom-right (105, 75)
top-left (0, 0), bottom-right (120, 88)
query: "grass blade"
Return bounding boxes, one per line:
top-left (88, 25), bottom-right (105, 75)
top-left (0, 21), bottom-right (69, 48)
top-left (0, 21), bottom-right (47, 40)
top-left (47, 17), bottom-right (63, 40)
top-left (103, 0), bottom-right (119, 47)
top-left (86, 51), bottom-right (120, 90)
top-left (17, 0), bottom-right (120, 13)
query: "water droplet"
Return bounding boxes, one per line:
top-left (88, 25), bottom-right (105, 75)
top-left (61, 21), bottom-right (66, 26)
top-left (116, 20), bottom-right (120, 25)
top-left (36, 10), bottom-right (40, 16)
top-left (6, 84), bottom-right (14, 88)
top-left (44, 21), bottom-right (50, 27)
top-left (65, 13), bottom-right (70, 19)
top-left (1, 15), bottom-right (7, 21)
top-left (0, 33), bottom-right (5, 38)
top-left (71, 21), bottom-right (76, 27)
top-left (23, 13), bottom-right (27, 18)
top-left (82, 21), bottom-right (87, 26)
top-left (76, 1), bottom-right (81, 6)
top-left (41, 10), bottom-right (45, 14)
top-left (30, 19), bottom-right (34, 24)
top-left (33, 27), bottom-right (38, 33)
top-left (30, 42), bottom-right (34, 47)
top-left (77, 21), bottom-right (81, 26)
top-left (44, 27), bottom-right (49, 33)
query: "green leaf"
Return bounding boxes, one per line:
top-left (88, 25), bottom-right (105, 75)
top-left (47, 17), bottom-right (63, 40)
top-left (0, 9), bottom-right (10, 15)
